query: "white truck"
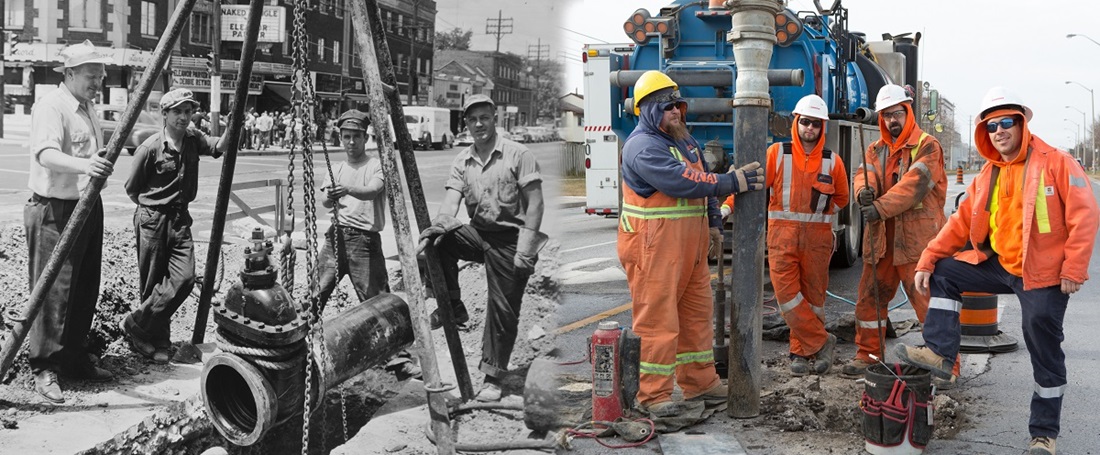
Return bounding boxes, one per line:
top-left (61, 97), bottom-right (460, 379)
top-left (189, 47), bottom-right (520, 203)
top-left (582, 43), bottom-right (635, 217)
top-left (403, 106), bottom-right (454, 150)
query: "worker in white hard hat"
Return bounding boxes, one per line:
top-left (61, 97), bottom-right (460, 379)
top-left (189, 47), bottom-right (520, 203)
top-left (841, 83), bottom-right (954, 382)
top-left (896, 87), bottom-right (1099, 455)
top-left (720, 94), bottom-right (848, 376)
top-left (618, 70), bottom-right (765, 418)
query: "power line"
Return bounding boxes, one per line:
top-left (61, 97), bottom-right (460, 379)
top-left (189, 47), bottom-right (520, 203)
top-left (485, 10), bottom-right (514, 53)
top-left (558, 26), bottom-right (609, 44)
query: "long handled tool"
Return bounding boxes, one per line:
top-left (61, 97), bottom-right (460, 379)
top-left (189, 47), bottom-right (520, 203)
top-left (0, 0), bottom-right (201, 379)
top-left (714, 232), bottom-right (729, 377)
top-left (857, 124), bottom-right (886, 361)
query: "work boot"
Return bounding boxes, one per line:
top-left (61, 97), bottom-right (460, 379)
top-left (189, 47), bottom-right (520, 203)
top-left (687, 381), bottom-right (727, 402)
top-left (475, 382), bottom-right (502, 402)
top-left (790, 355), bottom-right (810, 377)
top-left (429, 301), bottom-right (469, 330)
top-left (1029, 436), bottom-right (1056, 454)
top-left (62, 354), bottom-right (114, 382)
top-left (639, 400), bottom-right (682, 418)
top-left (813, 333), bottom-right (838, 375)
top-left (933, 375), bottom-right (957, 391)
top-left (840, 358), bottom-right (872, 379)
top-left (34, 370), bottom-right (64, 404)
top-left (121, 319), bottom-right (169, 364)
top-left (894, 344), bottom-right (954, 379)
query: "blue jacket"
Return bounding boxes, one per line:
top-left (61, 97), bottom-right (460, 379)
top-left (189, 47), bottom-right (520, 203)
top-left (621, 101), bottom-right (732, 229)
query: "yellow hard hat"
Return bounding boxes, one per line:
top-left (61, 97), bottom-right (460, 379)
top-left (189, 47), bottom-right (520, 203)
top-left (633, 70), bottom-right (678, 116)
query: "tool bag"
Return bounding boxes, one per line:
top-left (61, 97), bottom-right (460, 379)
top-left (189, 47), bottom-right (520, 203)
top-left (861, 363), bottom-right (934, 451)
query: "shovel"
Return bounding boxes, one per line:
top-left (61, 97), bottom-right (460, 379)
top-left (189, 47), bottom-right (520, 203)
top-left (173, 246), bottom-right (226, 364)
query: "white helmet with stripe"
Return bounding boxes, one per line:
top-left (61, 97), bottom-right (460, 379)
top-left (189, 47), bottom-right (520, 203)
top-left (792, 94), bottom-right (829, 121)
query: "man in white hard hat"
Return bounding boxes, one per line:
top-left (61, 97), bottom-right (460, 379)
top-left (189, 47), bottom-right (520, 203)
top-left (841, 84), bottom-right (952, 381)
top-left (721, 94), bottom-right (848, 376)
top-left (896, 87), bottom-right (1099, 455)
top-left (25, 39), bottom-right (116, 403)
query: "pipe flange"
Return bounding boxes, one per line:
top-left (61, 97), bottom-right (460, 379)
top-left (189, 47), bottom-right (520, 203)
top-left (201, 352), bottom-right (279, 446)
top-left (213, 309), bottom-right (309, 344)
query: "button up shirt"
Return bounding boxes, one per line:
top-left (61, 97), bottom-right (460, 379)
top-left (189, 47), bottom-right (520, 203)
top-left (125, 127), bottom-right (219, 207)
top-left (27, 83), bottom-right (104, 199)
top-left (445, 135), bottom-right (541, 232)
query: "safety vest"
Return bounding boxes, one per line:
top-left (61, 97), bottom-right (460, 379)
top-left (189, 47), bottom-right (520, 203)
top-left (619, 146), bottom-right (708, 233)
top-left (871, 132), bottom-right (929, 209)
top-left (769, 142), bottom-right (835, 224)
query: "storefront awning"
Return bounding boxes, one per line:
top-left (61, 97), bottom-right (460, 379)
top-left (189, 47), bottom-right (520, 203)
top-left (264, 81), bottom-right (346, 101)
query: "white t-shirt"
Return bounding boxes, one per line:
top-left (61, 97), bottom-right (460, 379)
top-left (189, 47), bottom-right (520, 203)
top-left (323, 157), bottom-right (387, 232)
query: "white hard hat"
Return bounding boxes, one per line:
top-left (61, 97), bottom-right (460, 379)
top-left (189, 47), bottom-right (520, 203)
top-left (792, 94), bottom-right (829, 120)
top-left (976, 86), bottom-right (1033, 122)
top-left (874, 84), bottom-right (911, 112)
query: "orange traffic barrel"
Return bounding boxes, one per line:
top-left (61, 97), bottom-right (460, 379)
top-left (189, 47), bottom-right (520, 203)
top-left (956, 167), bottom-right (964, 184)
top-left (959, 292), bottom-right (1017, 353)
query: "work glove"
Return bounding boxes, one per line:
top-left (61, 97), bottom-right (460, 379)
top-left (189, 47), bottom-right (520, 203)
top-left (708, 227), bottom-right (723, 260)
top-left (860, 203), bottom-right (882, 222)
top-left (857, 187), bottom-right (876, 207)
top-left (728, 161), bottom-right (764, 194)
top-left (416, 214), bottom-right (464, 254)
top-left (514, 227), bottom-right (550, 275)
top-left (720, 205), bottom-right (732, 218)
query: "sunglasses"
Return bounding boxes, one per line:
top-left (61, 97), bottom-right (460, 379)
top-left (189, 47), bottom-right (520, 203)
top-left (881, 110), bottom-right (907, 121)
top-left (985, 117), bottom-right (1018, 133)
top-left (663, 103), bottom-right (681, 112)
top-left (798, 118), bottom-right (823, 128)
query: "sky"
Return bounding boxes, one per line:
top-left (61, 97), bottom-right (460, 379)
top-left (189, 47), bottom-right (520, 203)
top-left (549, 0), bottom-right (1100, 151)
top-left (433, 0), bottom-right (568, 69)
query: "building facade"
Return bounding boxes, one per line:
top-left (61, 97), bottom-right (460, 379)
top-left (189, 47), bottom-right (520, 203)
top-left (435, 49), bottom-right (534, 130)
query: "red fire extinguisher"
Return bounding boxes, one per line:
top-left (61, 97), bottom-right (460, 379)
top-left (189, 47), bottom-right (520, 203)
top-left (592, 321), bottom-right (623, 424)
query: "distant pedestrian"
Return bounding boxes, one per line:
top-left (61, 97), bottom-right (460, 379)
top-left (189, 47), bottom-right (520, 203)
top-left (25, 40), bottom-right (116, 404)
top-left (121, 88), bottom-right (227, 364)
top-left (255, 111), bottom-right (274, 151)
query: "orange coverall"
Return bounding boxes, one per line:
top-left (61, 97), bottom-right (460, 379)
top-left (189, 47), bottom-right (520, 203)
top-left (851, 104), bottom-right (952, 370)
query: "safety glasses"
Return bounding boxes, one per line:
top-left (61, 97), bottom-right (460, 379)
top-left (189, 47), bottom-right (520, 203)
top-left (798, 118), bottom-right (823, 128)
top-left (663, 103), bottom-right (681, 112)
top-left (985, 117), bottom-right (1018, 133)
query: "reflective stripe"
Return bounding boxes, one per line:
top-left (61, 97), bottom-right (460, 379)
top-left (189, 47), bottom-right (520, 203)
top-left (1070, 175), bottom-right (1087, 188)
top-left (620, 214), bottom-right (635, 233)
top-left (778, 293), bottom-right (805, 313)
top-left (768, 211), bottom-right (834, 224)
top-left (929, 297), bottom-right (962, 313)
top-left (781, 152), bottom-right (793, 211)
top-left (1035, 172), bottom-right (1051, 234)
top-left (1034, 383), bottom-right (1067, 399)
top-left (812, 305), bottom-right (825, 321)
top-left (676, 350), bottom-right (715, 365)
top-left (622, 203), bottom-right (707, 219)
top-left (640, 361), bottom-right (676, 376)
top-left (909, 133), bottom-right (929, 209)
top-left (857, 319), bottom-right (887, 329)
top-left (912, 161), bottom-right (932, 182)
top-left (669, 146), bottom-right (684, 162)
top-left (816, 155), bottom-right (834, 215)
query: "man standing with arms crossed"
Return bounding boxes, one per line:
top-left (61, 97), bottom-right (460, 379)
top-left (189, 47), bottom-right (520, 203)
top-left (418, 94), bottom-right (547, 402)
top-left (25, 40), bottom-right (116, 403)
top-left (841, 84), bottom-right (954, 382)
top-left (896, 87), bottom-right (1099, 455)
top-left (619, 71), bottom-right (765, 417)
top-left (121, 88), bottom-right (227, 363)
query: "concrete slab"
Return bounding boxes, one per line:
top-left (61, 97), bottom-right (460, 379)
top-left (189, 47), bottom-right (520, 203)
top-left (660, 431), bottom-right (747, 455)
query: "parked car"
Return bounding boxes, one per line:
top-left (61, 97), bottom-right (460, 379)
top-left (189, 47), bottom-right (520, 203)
top-left (511, 126), bottom-right (532, 143)
top-left (455, 131), bottom-right (474, 146)
top-left (496, 127), bottom-right (513, 141)
top-left (97, 105), bottom-right (163, 155)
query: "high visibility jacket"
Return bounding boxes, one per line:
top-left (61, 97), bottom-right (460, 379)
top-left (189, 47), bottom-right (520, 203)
top-left (917, 131), bottom-right (1099, 290)
top-left (619, 145), bottom-right (709, 233)
top-left (853, 113), bottom-right (947, 265)
top-left (766, 141), bottom-right (849, 226)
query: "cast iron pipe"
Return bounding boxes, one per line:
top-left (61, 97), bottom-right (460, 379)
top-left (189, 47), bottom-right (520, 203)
top-left (610, 69), bottom-right (804, 88)
top-left (0, 0), bottom-right (200, 379)
top-left (201, 293), bottom-right (414, 446)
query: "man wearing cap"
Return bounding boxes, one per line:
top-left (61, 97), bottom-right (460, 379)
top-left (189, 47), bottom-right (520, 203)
top-left (618, 70), bottom-right (764, 418)
top-left (896, 87), bottom-right (1099, 455)
top-left (122, 88), bottom-right (228, 364)
top-left (417, 94), bottom-right (546, 402)
top-left (840, 84), bottom-right (952, 381)
top-left (25, 39), bottom-right (116, 403)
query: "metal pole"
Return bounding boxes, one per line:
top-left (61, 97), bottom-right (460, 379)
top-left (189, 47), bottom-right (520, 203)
top-left (348, 1), bottom-right (456, 452)
top-left (0, 0), bottom-right (201, 379)
top-left (210, 0), bottom-right (222, 136)
top-left (725, 0), bottom-right (782, 419)
top-left (191, 0), bottom-right (265, 346)
top-left (363, 0), bottom-right (474, 402)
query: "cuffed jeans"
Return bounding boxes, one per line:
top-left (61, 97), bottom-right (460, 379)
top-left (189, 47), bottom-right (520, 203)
top-left (128, 205), bottom-right (195, 347)
top-left (24, 194), bottom-right (103, 374)
top-left (435, 226), bottom-right (534, 379)
top-left (922, 256), bottom-right (1068, 438)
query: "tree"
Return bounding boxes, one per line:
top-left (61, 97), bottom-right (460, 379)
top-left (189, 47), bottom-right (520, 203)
top-left (522, 57), bottom-right (564, 123)
top-left (435, 27), bottom-right (472, 51)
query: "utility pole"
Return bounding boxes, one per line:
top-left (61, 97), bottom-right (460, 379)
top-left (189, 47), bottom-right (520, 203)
top-left (210, 0), bottom-right (222, 136)
top-left (407, 0), bottom-right (420, 106)
top-left (485, 10), bottom-right (513, 54)
top-left (526, 38), bottom-right (549, 125)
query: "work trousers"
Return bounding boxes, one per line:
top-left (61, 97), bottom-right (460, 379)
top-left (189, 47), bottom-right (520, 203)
top-left (24, 195), bottom-right (103, 374)
top-left (854, 223), bottom-right (930, 362)
top-left (923, 256), bottom-right (1068, 438)
top-left (619, 218), bottom-right (720, 406)
top-left (128, 205), bottom-right (195, 347)
top-left (314, 225), bottom-right (388, 308)
top-left (436, 226), bottom-right (532, 379)
top-left (768, 222), bottom-right (832, 357)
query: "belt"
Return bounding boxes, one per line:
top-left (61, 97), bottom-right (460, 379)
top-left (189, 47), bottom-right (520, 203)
top-left (30, 193), bottom-right (80, 203)
top-left (142, 203), bottom-right (187, 213)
